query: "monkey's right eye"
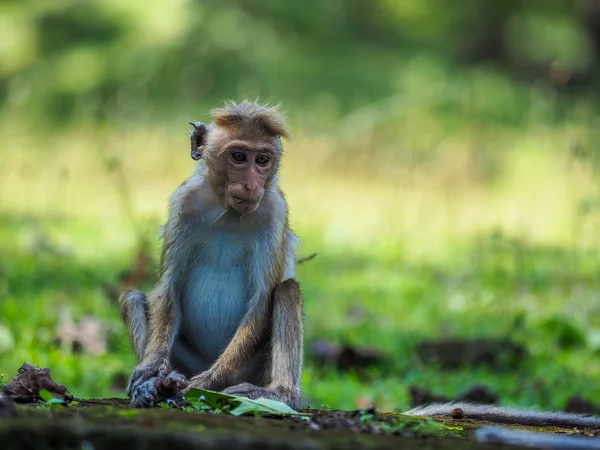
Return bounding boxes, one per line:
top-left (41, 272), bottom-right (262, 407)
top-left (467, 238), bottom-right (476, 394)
top-left (230, 151), bottom-right (247, 163)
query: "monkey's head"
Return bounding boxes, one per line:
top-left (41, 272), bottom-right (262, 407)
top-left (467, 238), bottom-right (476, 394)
top-left (189, 101), bottom-right (288, 215)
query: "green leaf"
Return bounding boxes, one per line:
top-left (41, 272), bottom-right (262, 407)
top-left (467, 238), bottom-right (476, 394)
top-left (185, 388), bottom-right (240, 409)
top-left (230, 397), bottom-right (298, 416)
top-left (39, 389), bottom-right (53, 403)
top-left (184, 387), bottom-right (300, 416)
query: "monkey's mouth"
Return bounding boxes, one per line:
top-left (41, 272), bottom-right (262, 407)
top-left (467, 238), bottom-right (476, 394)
top-left (229, 195), bottom-right (260, 212)
top-left (231, 195), bottom-right (256, 205)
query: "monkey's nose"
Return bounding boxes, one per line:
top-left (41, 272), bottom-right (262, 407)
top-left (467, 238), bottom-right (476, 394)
top-left (244, 182), bottom-right (260, 192)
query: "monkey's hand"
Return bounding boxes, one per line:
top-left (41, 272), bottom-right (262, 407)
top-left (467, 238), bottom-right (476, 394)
top-left (127, 359), bottom-right (170, 397)
top-left (187, 369), bottom-right (230, 392)
top-left (223, 382), bottom-right (299, 410)
top-left (130, 371), bottom-right (190, 408)
top-left (128, 358), bottom-right (189, 407)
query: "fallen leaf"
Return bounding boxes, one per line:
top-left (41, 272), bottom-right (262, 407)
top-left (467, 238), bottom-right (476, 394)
top-left (3, 363), bottom-right (72, 403)
top-left (185, 387), bottom-right (300, 416)
top-left (230, 396), bottom-right (298, 416)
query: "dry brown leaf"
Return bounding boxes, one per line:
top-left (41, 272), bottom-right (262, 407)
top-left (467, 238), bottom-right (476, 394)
top-left (3, 363), bottom-right (72, 403)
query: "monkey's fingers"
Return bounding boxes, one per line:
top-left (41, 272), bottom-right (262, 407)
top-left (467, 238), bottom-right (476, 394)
top-left (158, 371), bottom-right (190, 393)
top-left (127, 364), bottom-right (161, 397)
top-left (138, 372), bottom-right (189, 407)
top-left (131, 378), bottom-right (160, 407)
top-left (167, 371), bottom-right (190, 388)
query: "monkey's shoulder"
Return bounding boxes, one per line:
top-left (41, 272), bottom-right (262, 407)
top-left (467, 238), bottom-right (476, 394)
top-left (169, 173), bottom-right (223, 220)
top-left (257, 185), bottom-right (289, 221)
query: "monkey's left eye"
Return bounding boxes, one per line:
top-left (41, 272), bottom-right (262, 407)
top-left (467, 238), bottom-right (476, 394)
top-left (255, 154), bottom-right (271, 166)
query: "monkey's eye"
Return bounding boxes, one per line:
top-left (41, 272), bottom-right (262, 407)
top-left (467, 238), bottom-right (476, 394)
top-left (230, 151), bottom-right (247, 163)
top-left (255, 154), bottom-right (271, 166)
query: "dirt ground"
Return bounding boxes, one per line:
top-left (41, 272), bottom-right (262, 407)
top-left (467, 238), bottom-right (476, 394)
top-left (0, 398), bottom-right (530, 450)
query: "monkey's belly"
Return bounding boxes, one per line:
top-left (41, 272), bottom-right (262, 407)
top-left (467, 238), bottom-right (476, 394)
top-left (176, 261), bottom-right (248, 370)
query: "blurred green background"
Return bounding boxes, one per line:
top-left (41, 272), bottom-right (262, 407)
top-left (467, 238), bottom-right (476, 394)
top-left (2, 0), bottom-right (600, 412)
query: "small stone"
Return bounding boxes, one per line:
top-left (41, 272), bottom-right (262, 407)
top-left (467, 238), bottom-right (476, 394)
top-left (451, 407), bottom-right (464, 419)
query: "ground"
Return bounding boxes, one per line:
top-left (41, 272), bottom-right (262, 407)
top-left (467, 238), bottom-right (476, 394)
top-left (2, 365), bottom-right (598, 450)
top-left (0, 399), bottom-right (558, 450)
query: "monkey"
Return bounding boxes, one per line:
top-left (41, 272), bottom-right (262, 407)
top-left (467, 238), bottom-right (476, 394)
top-left (118, 100), bottom-right (303, 409)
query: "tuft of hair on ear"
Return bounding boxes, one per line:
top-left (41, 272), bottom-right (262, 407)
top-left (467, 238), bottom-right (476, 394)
top-left (211, 100), bottom-right (288, 139)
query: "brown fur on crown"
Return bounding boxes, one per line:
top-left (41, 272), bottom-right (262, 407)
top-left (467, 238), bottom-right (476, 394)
top-left (211, 100), bottom-right (288, 139)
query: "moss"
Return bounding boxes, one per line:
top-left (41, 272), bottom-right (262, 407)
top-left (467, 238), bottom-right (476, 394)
top-left (0, 400), bottom-right (588, 450)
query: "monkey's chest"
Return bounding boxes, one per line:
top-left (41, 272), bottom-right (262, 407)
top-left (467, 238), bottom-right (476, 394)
top-left (179, 245), bottom-right (249, 362)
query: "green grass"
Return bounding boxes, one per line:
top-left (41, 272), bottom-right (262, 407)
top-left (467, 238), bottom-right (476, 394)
top-left (2, 215), bottom-right (600, 412)
top-left (2, 105), bottom-right (600, 413)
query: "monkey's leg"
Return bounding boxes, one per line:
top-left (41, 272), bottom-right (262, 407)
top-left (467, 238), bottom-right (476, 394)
top-left (223, 279), bottom-right (303, 409)
top-left (118, 290), bottom-right (149, 362)
top-left (122, 285), bottom-right (189, 407)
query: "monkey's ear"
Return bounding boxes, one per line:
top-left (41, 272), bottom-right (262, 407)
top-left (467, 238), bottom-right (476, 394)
top-left (189, 121), bottom-right (207, 161)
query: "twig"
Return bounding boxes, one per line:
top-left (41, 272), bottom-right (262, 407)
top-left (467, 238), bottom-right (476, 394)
top-left (296, 253), bottom-right (318, 264)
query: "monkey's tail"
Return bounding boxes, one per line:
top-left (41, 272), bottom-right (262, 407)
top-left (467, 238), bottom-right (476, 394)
top-left (405, 402), bottom-right (600, 429)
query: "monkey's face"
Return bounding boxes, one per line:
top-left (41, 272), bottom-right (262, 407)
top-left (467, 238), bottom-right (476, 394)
top-left (224, 147), bottom-right (276, 215)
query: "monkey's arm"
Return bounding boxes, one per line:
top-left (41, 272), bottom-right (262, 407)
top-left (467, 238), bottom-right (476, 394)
top-left (127, 280), bottom-right (186, 406)
top-left (223, 279), bottom-right (304, 409)
top-left (263, 278), bottom-right (304, 407)
top-left (187, 289), bottom-right (272, 392)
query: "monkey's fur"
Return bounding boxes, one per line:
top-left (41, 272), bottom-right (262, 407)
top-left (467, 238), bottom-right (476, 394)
top-left (406, 402), bottom-right (600, 429)
top-left (119, 101), bottom-right (303, 409)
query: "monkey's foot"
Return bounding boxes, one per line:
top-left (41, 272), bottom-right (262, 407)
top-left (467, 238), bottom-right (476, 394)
top-left (223, 382), bottom-right (298, 409)
top-left (131, 371), bottom-right (190, 408)
top-left (188, 369), bottom-right (228, 392)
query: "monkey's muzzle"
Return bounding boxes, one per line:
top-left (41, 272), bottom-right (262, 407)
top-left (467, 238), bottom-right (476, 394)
top-left (229, 195), bottom-right (260, 214)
